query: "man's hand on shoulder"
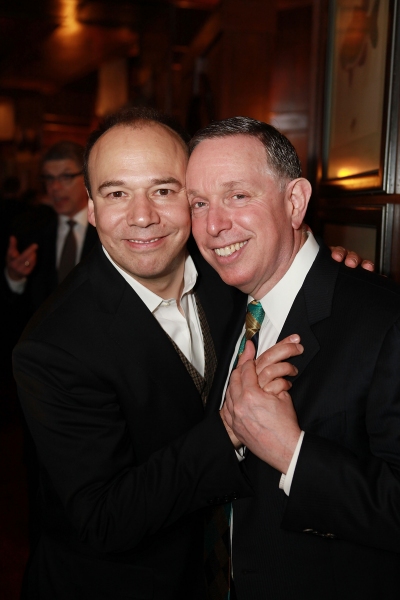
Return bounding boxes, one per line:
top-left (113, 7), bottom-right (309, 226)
top-left (6, 235), bottom-right (38, 281)
top-left (330, 245), bottom-right (375, 271)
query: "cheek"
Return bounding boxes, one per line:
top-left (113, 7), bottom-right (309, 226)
top-left (168, 205), bottom-right (191, 234)
top-left (96, 207), bottom-right (125, 237)
top-left (191, 220), bottom-right (207, 247)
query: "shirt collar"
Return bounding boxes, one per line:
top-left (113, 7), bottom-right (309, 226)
top-left (253, 232), bottom-right (319, 333)
top-left (102, 247), bottom-right (198, 313)
top-left (58, 206), bottom-right (88, 228)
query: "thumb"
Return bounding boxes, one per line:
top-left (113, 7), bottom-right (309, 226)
top-left (236, 339), bottom-right (256, 367)
top-left (8, 236), bottom-right (19, 258)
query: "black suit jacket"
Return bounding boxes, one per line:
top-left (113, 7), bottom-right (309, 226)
top-left (14, 209), bottom-right (98, 311)
top-left (208, 246), bottom-right (400, 600)
top-left (13, 242), bottom-right (252, 600)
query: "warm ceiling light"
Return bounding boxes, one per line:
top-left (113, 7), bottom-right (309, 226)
top-left (60, 0), bottom-right (81, 33)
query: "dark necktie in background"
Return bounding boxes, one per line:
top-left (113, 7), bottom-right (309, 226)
top-left (58, 219), bottom-right (77, 283)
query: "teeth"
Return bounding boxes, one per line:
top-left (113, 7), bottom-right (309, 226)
top-left (129, 238), bottom-right (159, 244)
top-left (214, 241), bottom-right (247, 257)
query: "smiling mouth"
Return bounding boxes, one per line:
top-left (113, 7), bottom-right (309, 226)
top-left (214, 241), bottom-right (247, 257)
top-left (128, 238), bottom-right (160, 244)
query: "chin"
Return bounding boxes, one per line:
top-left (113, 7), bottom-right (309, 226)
top-left (216, 270), bottom-right (249, 292)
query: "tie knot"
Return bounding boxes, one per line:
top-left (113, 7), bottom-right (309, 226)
top-left (67, 219), bottom-right (76, 230)
top-left (245, 300), bottom-right (265, 340)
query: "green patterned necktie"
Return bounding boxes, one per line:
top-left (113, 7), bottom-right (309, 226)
top-left (204, 301), bottom-right (265, 600)
top-left (234, 300), bottom-right (265, 367)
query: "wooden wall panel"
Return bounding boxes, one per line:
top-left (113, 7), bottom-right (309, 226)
top-left (268, 4), bottom-right (313, 177)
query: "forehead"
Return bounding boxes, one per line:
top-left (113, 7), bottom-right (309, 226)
top-left (187, 135), bottom-right (270, 181)
top-left (89, 124), bottom-right (187, 176)
top-left (42, 158), bottom-right (80, 173)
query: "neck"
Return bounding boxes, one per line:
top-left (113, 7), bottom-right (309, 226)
top-left (252, 227), bottom-right (305, 299)
top-left (132, 251), bottom-right (187, 301)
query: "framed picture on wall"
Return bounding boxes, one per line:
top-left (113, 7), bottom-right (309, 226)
top-left (321, 0), bottom-right (399, 193)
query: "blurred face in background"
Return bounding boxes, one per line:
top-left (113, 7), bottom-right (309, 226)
top-left (42, 158), bottom-right (88, 217)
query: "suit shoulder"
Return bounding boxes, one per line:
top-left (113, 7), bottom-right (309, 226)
top-left (339, 263), bottom-right (400, 296)
top-left (20, 260), bottom-right (93, 341)
top-left (335, 264), bottom-right (400, 323)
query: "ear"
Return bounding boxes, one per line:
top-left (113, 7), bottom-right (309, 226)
top-left (286, 178), bottom-right (311, 230)
top-left (87, 196), bottom-right (96, 228)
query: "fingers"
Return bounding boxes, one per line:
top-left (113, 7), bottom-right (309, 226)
top-left (233, 356), bottom-right (260, 391)
top-left (330, 245), bottom-right (360, 266)
top-left (361, 259), bottom-right (375, 272)
top-left (255, 336), bottom-right (303, 376)
top-left (330, 245), bottom-right (374, 270)
top-left (344, 251), bottom-right (361, 268)
top-left (7, 235), bottom-right (21, 259)
top-left (236, 339), bottom-right (256, 368)
top-left (258, 361), bottom-right (298, 392)
top-left (7, 240), bottom-right (38, 281)
top-left (330, 245), bottom-right (346, 263)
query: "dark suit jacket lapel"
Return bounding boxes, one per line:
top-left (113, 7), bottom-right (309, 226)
top-left (189, 241), bottom-right (248, 414)
top-left (204, 294), bottom-right (246, 415)
top-left (279, 246), bottom-right (340, 384)
top-left (88, 245), bottom-right (206, 420)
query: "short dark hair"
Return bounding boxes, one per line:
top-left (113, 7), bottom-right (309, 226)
top-left (84, 106), bottom-right (190, 198)
top-left (189, 116), bottom-right (302, 185)
top-left (42, 141), bottom-right (85, 170)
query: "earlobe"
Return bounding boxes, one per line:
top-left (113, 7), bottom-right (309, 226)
top-left (289, 178), bottom-right (311, 230)
top-left (87, 198), bottom-right (96, 227)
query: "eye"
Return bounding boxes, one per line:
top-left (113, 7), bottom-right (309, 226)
top-left (233, 193), bottom-right (246, 200)
top-left (109, 191), bottom-right (125, 198)
top-left (190, 200), bottom-right (208, 213)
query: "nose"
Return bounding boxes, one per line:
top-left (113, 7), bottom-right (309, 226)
top-left (126, 193), bottom-right (160, 228)
top-left (47, 178), bottom-right (64, 192)
top-left (206, 203), bottom-right (232, 237)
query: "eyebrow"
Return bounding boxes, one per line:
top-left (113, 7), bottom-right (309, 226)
top-left (97, 177), bottom-right (183, 194)
top-left (187, 180), bottom-right (246, 197)
top-left (98, 180), bottom-right (125, 193)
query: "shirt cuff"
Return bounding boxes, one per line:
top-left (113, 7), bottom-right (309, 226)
top-left (235, 446), bottom-right (246, 462)
top-left (279, 431), bottom-right (305, 495)
top-left (4, 268), bottom-right (27, 294)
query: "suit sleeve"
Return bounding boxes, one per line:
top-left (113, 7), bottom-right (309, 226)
top-left (14, 338), bottom-right (252, 554)
top-left (282, 319), bottom-right (400, 554)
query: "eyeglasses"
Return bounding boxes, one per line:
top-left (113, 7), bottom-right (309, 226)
top-left (41, 171), bottom-right (83, 186)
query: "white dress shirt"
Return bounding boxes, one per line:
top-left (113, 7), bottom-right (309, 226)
top-left (103, 248), bottom-right (205, 376)
top-left (222, 232), bottom-right (320, 493)
top-left (6, 206), bottom-right (89, 294)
